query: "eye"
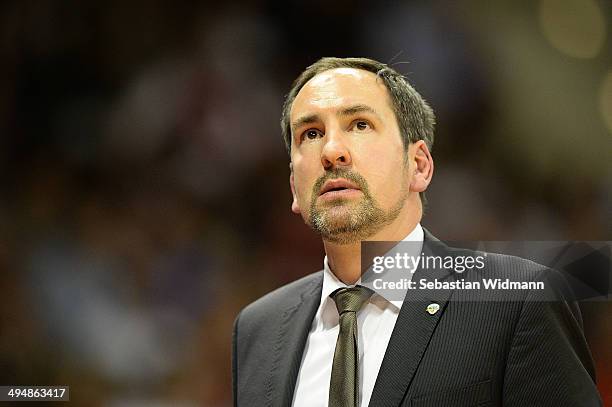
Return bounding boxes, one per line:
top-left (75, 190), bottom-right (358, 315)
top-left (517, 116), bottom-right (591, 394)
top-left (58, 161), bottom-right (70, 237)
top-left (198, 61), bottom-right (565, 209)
top-left (353, 120), bottom-right (371, 131)
top-left (301, 129), bottom-right (323, 141)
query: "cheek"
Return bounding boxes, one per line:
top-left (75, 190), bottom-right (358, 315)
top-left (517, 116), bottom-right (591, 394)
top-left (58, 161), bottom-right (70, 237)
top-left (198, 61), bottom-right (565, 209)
top-left (292, 160), bottom-right (319, 203)
top-left (357, 144), bottom-right (407, 201)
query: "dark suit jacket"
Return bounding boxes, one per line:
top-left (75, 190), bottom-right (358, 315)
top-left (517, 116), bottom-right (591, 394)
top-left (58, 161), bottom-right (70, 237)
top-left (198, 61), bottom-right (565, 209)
top-left (232, 230), bottom-right (601, 406)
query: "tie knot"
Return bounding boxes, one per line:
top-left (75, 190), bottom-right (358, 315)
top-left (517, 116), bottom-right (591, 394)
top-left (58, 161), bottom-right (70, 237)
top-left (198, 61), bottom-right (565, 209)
top-left (331, 286), bottom-right (373, 314)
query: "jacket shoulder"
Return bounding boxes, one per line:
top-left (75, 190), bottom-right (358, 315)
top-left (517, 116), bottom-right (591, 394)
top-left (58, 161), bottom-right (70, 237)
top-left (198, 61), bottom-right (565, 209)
top-left (478, 251), bottom-right (549, 280)
top-left (238, 270), bottom-right (323, 324)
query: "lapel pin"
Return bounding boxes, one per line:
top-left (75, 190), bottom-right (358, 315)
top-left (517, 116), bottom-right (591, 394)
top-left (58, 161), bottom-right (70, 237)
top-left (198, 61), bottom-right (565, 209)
top-left (426, 303), bottom-right (440, 315)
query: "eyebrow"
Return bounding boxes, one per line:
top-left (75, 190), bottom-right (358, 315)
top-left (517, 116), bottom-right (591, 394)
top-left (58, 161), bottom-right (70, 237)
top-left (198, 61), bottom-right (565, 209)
top-left (338, 104), bottom-right (380, 119)
top-left (291, 114), bottom-right (319, 134)
top-left (291, 104), bottom-right (381, 133)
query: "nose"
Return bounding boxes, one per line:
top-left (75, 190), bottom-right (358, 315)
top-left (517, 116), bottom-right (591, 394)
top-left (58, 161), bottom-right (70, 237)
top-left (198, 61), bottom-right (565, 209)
top-left (321, 130), bottom-right (352, 170)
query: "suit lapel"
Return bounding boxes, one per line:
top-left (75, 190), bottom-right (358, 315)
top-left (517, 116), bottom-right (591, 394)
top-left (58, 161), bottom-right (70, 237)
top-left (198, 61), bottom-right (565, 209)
top-left (265, 273), bottom-right (322, 407)
top-left (369, 229), bottom-right (456, 407)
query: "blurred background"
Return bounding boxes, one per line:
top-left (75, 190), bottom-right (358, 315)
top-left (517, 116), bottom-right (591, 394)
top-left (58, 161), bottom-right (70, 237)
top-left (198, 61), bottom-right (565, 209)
top-left (0, 0), bottom-right (611, 405)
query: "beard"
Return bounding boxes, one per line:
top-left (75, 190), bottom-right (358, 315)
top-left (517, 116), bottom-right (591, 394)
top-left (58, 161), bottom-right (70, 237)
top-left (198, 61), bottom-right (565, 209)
top-left (307, 167), bottom-right (408, 245)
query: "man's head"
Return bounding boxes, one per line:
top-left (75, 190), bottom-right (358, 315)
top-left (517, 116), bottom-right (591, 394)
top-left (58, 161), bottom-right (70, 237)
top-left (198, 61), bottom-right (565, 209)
top-left (283, 57), bottom-right (435, 244)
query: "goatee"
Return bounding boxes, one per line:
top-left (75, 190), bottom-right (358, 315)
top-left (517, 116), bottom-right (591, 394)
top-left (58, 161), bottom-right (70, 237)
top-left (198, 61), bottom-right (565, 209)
top-left (308, 168), bottom-right (406, 244)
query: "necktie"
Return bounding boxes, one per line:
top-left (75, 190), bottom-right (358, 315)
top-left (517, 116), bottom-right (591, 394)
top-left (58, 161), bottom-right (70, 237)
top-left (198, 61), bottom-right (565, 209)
top-left (329, 286), bottom-right (373, 407)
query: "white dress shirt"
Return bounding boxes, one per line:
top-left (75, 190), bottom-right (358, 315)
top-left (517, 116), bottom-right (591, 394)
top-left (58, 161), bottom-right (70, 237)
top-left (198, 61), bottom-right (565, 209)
top-left (292, 224), bottom-right (424, 407)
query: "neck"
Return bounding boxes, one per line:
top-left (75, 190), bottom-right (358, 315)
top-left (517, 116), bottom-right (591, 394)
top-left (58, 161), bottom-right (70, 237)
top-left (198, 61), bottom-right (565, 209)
top-left (324, 202), bottom-right (422, 285)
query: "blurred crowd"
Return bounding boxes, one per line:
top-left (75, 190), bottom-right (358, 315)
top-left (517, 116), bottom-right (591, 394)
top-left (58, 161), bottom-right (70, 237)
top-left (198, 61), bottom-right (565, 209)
top-left (0, 1), bottom-right (610, 406)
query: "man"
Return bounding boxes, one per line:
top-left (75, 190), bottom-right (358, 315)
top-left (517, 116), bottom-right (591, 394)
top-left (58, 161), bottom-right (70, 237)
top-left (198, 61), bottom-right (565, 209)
top-left (232, 57), bottom-right (601, 406)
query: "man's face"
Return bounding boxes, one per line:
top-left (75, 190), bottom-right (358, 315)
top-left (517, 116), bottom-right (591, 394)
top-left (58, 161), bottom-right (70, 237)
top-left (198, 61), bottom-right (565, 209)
top-left (289, 68), bottom-right (416, 244)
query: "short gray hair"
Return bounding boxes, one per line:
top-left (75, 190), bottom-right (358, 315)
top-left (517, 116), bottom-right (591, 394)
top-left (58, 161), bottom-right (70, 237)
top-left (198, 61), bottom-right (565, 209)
top-left (280, 57), bottom-right (435, 154)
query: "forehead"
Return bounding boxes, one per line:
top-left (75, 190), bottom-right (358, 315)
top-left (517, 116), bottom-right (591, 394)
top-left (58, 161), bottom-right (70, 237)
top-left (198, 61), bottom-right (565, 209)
top-left (291, 68), bottom-right (393, 118)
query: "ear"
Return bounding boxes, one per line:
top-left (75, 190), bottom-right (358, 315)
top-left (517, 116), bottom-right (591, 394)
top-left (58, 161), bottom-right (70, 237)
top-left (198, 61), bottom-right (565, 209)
top-left (289, 163), bottom-right (301, 214)
top-left (409, 140), bottom-right (434, 193)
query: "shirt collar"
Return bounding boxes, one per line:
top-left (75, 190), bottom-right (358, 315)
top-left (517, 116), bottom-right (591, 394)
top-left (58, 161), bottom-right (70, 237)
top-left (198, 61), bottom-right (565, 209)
top-left (321, 223), bottom-right (424, 311)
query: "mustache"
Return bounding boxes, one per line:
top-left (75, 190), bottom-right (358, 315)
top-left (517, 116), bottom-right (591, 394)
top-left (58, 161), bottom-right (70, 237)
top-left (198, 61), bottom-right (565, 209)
top-left (312, 168), bottom-right (370, 197)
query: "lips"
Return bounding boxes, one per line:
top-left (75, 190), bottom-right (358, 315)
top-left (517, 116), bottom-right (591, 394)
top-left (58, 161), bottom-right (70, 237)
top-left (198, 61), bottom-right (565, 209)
top-left (319, 178), bottom-right (361, 196)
